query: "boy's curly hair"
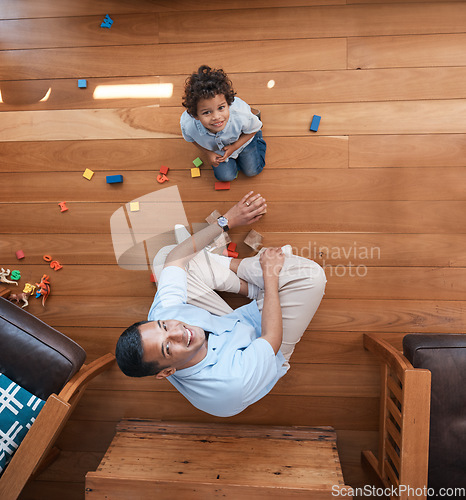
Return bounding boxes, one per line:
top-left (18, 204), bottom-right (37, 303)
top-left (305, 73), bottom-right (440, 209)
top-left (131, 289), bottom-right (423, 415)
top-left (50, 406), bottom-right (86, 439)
top-left (182, 65), bottom-right (236, 117)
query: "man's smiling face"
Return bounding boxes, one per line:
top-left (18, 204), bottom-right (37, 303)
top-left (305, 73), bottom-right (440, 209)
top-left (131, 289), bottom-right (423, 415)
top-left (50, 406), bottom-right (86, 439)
top-left (139, 320), bottom-right (208, 378)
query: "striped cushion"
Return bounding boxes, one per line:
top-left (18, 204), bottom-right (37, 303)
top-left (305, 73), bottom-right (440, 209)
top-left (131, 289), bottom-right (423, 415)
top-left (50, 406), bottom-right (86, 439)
top-left (0, 373), bottom-right (45, 475)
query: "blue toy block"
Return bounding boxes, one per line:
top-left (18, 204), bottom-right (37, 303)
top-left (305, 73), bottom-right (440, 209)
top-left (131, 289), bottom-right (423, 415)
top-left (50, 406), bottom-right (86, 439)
top-left (106, 174), bottom-right (123, 184)
top-left (310, 115), bottom-right (321, 132)
top-left (78, 79), bottom-right (87, 88)
top-left (101, 14), bottom-right (113, 28)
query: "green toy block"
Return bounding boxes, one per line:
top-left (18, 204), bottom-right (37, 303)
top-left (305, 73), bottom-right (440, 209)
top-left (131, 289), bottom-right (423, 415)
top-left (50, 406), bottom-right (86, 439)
top-left (193, 157), bottom-right (203, 168)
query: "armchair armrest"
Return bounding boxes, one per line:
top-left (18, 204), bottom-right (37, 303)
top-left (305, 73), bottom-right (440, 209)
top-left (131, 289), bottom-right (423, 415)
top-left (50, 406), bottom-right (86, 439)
top-left (362, 334), bottom-right (430, 500)
top-left (0, 353), bottom-right (115, 500)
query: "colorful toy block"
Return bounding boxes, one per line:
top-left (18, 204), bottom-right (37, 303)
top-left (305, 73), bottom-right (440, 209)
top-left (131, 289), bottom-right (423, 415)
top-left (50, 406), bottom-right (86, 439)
top-left (214, 181), bottom-right (230, 190)
top-left (106, 175), bottom-right (123, 184)
top-left (50, 260), bottom-right (63, 271)
top-left (223, 249), bottom-right (239, 258)
top-left (15, 250), bottom-right (25, 260)
top-left (156, 173), bottom-right (169, 183)
top-left (227, 242), bottom-right (237, 252)
top-left (159, 165), bottom-right (169, 175)
top-left (130, 202), bottom-right (140, 212)
top-left (310, 115), bottom-right (321, 132)
top-left (150, 273), bottom-right (157, 283)
top-left (10, 270), bottom-right (21, 281)
top-left (58, 201), bottom-right (68, 212)
top-left (191, 167), bottom-right (200, 178)
top-left (83, 168), bottom-right (94, 180)
top-left (101, 14), bottom-right (113, 28)
top-left (193, 157), bottom-right (203, 168)
top-left (78, 79), bottom-right (87, 89)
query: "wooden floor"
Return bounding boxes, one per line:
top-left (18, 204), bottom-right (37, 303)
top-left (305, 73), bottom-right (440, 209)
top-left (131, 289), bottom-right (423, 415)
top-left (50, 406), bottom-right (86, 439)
top-left (1, 0), bottom-right (465, 497)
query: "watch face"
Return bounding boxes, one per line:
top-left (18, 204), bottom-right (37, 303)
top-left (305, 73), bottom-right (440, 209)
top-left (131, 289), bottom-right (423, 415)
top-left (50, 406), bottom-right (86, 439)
top-left (218, 216), bottom-right (228, 227)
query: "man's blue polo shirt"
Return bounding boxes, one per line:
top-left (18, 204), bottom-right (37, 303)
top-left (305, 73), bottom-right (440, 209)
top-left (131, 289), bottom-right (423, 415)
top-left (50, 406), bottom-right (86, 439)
top-left (148, 266), bottom-right (287, 417)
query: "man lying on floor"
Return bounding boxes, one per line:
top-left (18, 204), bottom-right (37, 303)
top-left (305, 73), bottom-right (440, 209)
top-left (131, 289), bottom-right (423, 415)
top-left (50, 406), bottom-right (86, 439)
top-left (115, 191), bottom-right (326, 417)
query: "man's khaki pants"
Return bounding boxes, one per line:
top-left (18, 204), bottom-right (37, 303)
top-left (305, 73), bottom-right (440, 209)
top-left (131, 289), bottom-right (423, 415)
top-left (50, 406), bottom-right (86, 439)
top-left (183, 247), bottom-right (326, 370)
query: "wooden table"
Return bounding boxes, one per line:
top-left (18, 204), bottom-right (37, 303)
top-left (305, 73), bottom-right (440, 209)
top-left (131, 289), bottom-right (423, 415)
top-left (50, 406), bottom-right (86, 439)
top-left (85, 419), bottom-right (352, 499)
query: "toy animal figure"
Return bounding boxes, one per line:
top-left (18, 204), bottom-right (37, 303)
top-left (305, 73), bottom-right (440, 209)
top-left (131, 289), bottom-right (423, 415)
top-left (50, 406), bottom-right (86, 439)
top-left (0, 268), bottom-right (18, 285)
top-left (35, 274), bottom-right (51, 307)
top-left (8, 291), bottom-right (32, 309)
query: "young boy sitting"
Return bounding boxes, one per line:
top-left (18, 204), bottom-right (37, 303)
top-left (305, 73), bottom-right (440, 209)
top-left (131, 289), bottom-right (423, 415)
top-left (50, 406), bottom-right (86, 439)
top-left (180, 65), bottom-right (266, 182)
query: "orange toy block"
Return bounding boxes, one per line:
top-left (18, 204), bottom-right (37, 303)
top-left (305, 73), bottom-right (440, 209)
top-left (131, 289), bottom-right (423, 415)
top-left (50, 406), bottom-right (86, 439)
top-left (159, 165), bottom-right (169, 175)
top-left (227, 242), bottom-right (237, 252)
top-left (157, 173), bottom-right (169, 184)
top-left (215, 181), bottom-right (230, 190)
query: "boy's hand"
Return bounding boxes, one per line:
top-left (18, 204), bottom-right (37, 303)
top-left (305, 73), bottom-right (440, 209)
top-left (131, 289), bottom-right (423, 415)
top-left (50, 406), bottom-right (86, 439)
top-left (208, 150), bottom-right (223, 167)
top-left (218, 145), bottom-right (236, 162)
top-left (224, 191), bottom-right (267, 229)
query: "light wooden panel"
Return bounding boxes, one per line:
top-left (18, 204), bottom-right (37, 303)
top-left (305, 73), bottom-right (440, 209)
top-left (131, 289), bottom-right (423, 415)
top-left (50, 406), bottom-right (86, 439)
top-left (348, 33), bottom-right (466, 69)
top-left (2, 201), bottom-right (465, 233)
top-left (3, 233), bottom-right (466, 267)
top-left (0, 137), bottom-right (348, 171)
top-left (9, 66), bottom-right (466, 112)
top-left (0, 14), bottom-right (158, 50)
top-left (0, 38), bottom-right (346, 81)
top-left (74, 390), bottom-right (379, 430)
top-left (350, 134), bottom-right (466, 168)
top-left (5, 100), bottom-right (466, 141)
top-left (159, 3), bottom-right (466, 42)
top-left (0, 0), bottom-right (344, 20)
top-left (8, 295), bottom-right (466, 334)
top-left (3, 167), bottom-right (466, 202)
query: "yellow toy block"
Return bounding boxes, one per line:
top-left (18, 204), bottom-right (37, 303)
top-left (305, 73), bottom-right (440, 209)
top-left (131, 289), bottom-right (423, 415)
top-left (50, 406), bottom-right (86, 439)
top-left (83, 168), bottom-right (94, 180)
top-left (130, 202), bottom-right (140, 212)
top-left (191, 167), bottom-right (200, 178)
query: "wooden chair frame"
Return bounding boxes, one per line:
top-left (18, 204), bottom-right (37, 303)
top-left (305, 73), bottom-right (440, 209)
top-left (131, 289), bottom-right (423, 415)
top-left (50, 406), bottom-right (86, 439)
top-left (361, 334), bottom-right (431, 500)
top-left (0, 295), bottom-right (115, 500)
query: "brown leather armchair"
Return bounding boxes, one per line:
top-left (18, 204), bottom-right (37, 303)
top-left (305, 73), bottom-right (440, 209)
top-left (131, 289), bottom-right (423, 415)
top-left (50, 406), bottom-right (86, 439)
top-left (0, 291), bottom-right (115, 500)
top-left (362, 333), bottom-right (466, 499)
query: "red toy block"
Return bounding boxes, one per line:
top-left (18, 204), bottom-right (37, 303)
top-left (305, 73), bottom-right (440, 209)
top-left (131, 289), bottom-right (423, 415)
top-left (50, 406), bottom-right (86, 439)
top-left (159, 165), bottom-right (169, 175)
top-left (58, 201), bottom-right (68, 212)
top-left (222, 249), bottom-right (239, 258)
top-left (227, 242), bottom-right (237, 252)
top-left (16, 250), bottom-right (25, 260)
top-left (150, 273), bottom-right (157, 283)
top-left (215, 181), bottom-right (230, 190)
top-left (157, 173), bottom-right (169, 184)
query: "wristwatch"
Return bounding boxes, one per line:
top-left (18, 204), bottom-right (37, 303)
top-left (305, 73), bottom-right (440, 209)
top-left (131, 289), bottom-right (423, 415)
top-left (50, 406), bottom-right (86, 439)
top-left (217, 216), bottom-right (229, 232)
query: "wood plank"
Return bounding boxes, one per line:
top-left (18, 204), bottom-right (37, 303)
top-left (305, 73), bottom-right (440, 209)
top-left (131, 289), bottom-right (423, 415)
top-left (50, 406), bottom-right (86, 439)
top-left (8, 295), bottom-right (466, 333)
top-left (0, 14), bottom-right (158, 50)
top-left (4, 263), bottom-right (466, 301)
top-left (0, 0), bottom-right (345, 20)
top-left (74, 390), bottom-right (379, 430)
top-left (5, 99), bottom-right (466, 140)
top-left (12, 66), bottom-right (466, 111)
top-left (3, 167), bottom-right (466, 202)
top-left (89, 362), bottom-right (380, 398)
top-left (2, 233), bottom-right (465, 267)
top-left (2, 201), bottom-right (465, 234)
top-left (0, 45), bottom-right (158, 81)
top-left (348, 33), bottom-right (466, 69)
top-left (0, 38), bottom-right (346, 80)
top-left (159, 3), bottom-right (466, 43)
top-left (0, 137), bottom-right (348, 171)
top-left (261, 100), bottom-right (466, 136)
top-left (350, 134), bottom-right (466, 168)
top-left (53, 327), bottom-right (400, 367)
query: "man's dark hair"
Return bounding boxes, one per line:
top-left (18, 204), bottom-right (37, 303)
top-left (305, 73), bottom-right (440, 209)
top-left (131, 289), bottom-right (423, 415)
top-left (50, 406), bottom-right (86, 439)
top-left (182, 65), bottom-right (236, 117)
top-left (115, 320), bottom-right (166, 378)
